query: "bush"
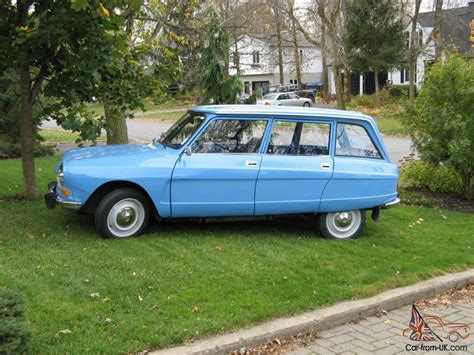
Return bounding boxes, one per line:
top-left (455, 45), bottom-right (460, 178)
top-left (0, 141), bottom-right (54, 159)
top-left (403, 54), bottom-right (474, 199)
top-left (347, 94), bottom-right (376, 107)
top-left (386, 85), bottom-right (410, 98)
top-left (0, 287), bottom-right (30, 354)
top-left (400, 161), bottom-right (461, 194)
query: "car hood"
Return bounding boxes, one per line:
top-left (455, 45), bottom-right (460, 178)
top-left (62, 143), bottom-right (166, 163)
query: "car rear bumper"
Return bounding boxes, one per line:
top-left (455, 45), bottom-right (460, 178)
top-left (44, 181), bottom-right (82, 211)
top-left (381, 197), bottom-right (401, 209)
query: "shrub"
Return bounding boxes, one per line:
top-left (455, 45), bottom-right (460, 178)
top-left (0, 287), bottom-right (31, 354)
top-left (347, 94), bottom-right (376, 108)
top-left (0, 140), bottom-right (54, 159)
top-left (403, 54), bottom-right (474, 199)
top-left (386, 84), bottom-right (411, 98)
top-left (400, 161), bottom-right (461, 194)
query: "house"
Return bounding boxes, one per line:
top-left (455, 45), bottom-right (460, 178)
top-left (327, 1), bottom-right (474, 96)
top-left (229, 34), bottom-right (323, 95)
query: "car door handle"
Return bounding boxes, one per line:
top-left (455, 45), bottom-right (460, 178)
top-left (321, 163), bottom-right (331, 169)
top-left (245, 160), bottom-right (258, 167)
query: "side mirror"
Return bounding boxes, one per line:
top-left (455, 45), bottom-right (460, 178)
top-left (184, 146), bottom-right (192, 156)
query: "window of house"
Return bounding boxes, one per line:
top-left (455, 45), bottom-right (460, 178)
top-left (418, 29), bottom-right (423, 46)
top-left (299, 49), bottom-right (304, 59)
top-left (335, 123), bottom-right (382, 159)
top-left (267, 121), bottom-right (330, 156)
top-left (252, 51), bottom-right (260, 64)
top-left (192, 119), bottom-right (267, 154)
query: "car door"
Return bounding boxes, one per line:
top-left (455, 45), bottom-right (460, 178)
top-left (276, 93), bottom-right (291, 106)
top-left (288, 93), bottom-right (301, 106)
top-left (255, 119), bottom-right (334, 215)
top-left (171, 117), bottom-right (269, 217)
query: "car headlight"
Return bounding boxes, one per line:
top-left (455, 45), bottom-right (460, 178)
top-left (57, 163), bottom-right (64, 184)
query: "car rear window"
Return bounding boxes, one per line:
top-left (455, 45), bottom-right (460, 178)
top-left (335, 123), bottom-right (382, 159)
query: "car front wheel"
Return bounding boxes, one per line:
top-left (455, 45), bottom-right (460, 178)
top-left (318, 210), bottom-right (366, 239)
top-left (95, 188), bottom-right (151, 239)
top-left (303, 102), bottom-right (311, 107)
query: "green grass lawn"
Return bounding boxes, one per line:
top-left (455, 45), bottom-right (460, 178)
top-left (1, 156), bottom-right (473, 353)
top-left (83, 99), bottom-right (194, 117)
top-left (39, 130), bottom-right (106, 143)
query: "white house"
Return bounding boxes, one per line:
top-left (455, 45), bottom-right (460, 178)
top-left (326, 1), bottom-right (474, 96)
top-left (229, 34), bottom-right (323, 94)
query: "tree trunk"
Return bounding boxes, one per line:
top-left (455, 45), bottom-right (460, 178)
top-left (374, 69), bottom-right (380, 108)
top-left (19, 49), bottom-right (38, 199)
top-left (434, 0), bottom-right (443, 61)
top-left (334, 64), bottom-right (345, 110)
top-left (290, 13), bottom-right (302, 85)
top-left (409, 0), bottom-right (422, 101)
top-left (276, 22), bottom-right (284, 85)
top-left (321, 22), bottom-right (329, 100)
top-left (104, 101), bottom-right (129, 145)
top-left (343, 63), bottom-right (351, 103)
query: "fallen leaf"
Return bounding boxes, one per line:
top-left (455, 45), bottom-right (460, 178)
top-left (103, 296), bottom-right (111, 302)
top-left (90, 292), bottom-right (100, 298)
top-left (105, 318), bottom-right (112, 323)
top-left (192, 306), bottom-right (200, 313)
top-left (384, 319), bottom-right (392, 324)
top-left (138, 295), bottom-right (143, 302)
top-left (56, 329), bottom-right (72, 336)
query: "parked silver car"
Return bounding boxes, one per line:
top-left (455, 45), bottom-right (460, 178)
top-left (257, 92), bottom-right (312, 107)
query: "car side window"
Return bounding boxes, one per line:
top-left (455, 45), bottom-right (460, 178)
top-left (278, 94), bottom-right (289, 100)
top-left (267, 120), bottom-right (330, 156)
top-left (192, 119), bottom-right (268, 154)
top-left (336, 123), bottom-right (382, 159)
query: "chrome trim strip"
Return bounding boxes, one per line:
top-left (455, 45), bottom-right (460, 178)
top-left (56, 197), bottom-right (82, 210)
top-left (382, 197), bottom-right (400, 209)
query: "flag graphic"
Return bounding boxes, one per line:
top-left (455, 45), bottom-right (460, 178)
top-left (407, 305), bottom-right (442, 342)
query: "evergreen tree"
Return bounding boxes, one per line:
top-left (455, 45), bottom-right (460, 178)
top-left (345, 0), bottom-right (404, 107)
top-left (199, 11), bottom-right (243, 104)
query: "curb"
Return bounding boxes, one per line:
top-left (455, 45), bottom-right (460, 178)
top-left (152, 269), bottom-right (474, 355)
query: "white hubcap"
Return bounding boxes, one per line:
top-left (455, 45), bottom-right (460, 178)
top-left (326, 210), bottom-right (361, 239)
top-left (107, 198), bottom-right (145, 238)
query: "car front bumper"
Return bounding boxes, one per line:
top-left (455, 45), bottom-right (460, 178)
top-left (44, 181), bottom-right (82, 211)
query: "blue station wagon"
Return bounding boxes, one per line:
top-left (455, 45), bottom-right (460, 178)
top-left (45, 105), bottom-right (400, 239)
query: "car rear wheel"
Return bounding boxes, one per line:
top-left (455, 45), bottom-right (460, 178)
top-left (95, 188), bottom-right (151, 239)
top-left (303, 102), bottom-right (311, 107)
top-left (318, 210), bottom-right (366, 239)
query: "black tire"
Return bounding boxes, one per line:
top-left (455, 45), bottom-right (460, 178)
top-left (303, 102), bottom-right (311, 107)
top-left (317, 210), bottom-right (366, 239)
top-left (95, 188), bottom-right (151, 239)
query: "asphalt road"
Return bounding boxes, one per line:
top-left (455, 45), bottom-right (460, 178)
top-left (41, 118), bottom-right (415, 165)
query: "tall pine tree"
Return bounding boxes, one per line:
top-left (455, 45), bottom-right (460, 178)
top-left (345, 0), bottom-right (404, 107)
top-left (199, 11), bottom-right (243, 104)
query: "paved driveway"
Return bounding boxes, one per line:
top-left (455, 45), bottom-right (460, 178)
top-left (290, 301), bottom-right (473, 355)
top-left (41, 118), bottom-right (415, 165)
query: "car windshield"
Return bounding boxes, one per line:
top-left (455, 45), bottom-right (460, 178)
top-left (158, 112), bottom-right (206, 148)
top-left (263, 93), bottom-right (278, 100)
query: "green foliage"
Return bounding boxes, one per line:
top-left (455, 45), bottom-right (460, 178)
top-left (346, 0), bottom-right (405, 73)
top-left (386, 85), bottom-right (410, 99)
top-left (346, 94), bottom-right (377, 108)
top-left (0, 141), bottom-right (54, 159)
top-left (403, 54), bottom-right (474, 198)
top-left (400, 161), bottom-right (462, 194)
top-left (0, 287), bottom-right (30, 354)
top-left (199, 11), bottom-right (243, 104)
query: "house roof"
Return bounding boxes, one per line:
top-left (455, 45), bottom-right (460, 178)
top-left (190, 105), bottom-right (374, 123)
top-left (418, 4), bottom-right (473, 54)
